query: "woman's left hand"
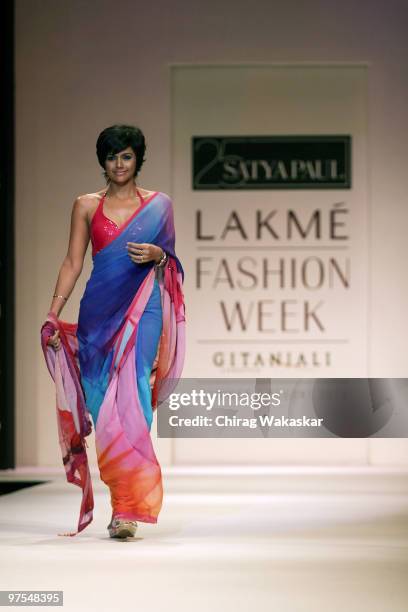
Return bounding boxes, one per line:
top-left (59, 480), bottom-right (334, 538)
top-left (126, 242), bottom-right (163, 264)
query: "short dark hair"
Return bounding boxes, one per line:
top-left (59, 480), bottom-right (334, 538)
top-left (96, 124), bottom-right (147, 182)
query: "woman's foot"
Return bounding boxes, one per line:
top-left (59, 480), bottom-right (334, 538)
top-left (107, 517), bottom-right (138, 539)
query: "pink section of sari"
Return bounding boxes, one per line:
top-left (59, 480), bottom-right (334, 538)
top-left (40, 318), bottom-right (94, 536)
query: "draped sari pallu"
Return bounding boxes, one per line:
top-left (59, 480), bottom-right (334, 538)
top-left (40, 193), bottom-right (186, 536)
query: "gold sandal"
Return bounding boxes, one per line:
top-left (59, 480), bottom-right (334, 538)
top-left (107, 517), bottom-right (138, 539)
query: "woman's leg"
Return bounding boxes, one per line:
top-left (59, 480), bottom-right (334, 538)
top-left (135, 278), bottom-right (163, 431)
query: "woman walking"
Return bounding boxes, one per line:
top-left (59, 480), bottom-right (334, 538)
top-left (40, 124), bottom-right (186, 539)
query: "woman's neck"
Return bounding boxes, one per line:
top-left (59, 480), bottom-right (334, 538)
top-left (106, 180), bottom-right (138, 200)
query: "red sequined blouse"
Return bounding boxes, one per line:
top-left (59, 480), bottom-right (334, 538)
top-left (90, 190), bottom-right (158, 257)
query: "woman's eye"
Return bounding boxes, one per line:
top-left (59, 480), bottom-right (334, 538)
top-left (107, 154), bottom-right (132, 161)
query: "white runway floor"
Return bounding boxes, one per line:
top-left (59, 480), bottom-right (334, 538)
top-left (0, 466), bottom-right (407, 612)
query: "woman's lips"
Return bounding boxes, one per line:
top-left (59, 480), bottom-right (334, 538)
top-left (115, 171), bottom-right (126, 175)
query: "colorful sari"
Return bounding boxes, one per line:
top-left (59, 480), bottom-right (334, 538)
top-left (40, 192), bottom-right (185, 536)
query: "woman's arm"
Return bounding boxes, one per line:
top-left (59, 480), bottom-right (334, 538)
top-left (48, 196), bottom-right (91, 317)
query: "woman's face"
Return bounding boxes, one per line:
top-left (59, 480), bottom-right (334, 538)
top-left (104, 146), bottom-right (137, 183)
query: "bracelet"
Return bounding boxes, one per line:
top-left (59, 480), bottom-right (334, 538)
top-left (53, 294), bottom-right (67, 301)
top-left (155, 249), bottom-right (168, 268)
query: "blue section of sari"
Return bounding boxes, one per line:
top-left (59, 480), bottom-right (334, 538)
top-left (77, 192), bottom-right (183, 426)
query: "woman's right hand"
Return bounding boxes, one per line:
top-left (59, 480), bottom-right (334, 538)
top-left (47, 329), bottom-right (61, 351)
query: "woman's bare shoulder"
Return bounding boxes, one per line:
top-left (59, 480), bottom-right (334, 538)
top-left (75, 190), bottom-right (105, 205)
top-left (72, 191), bottom-right (104, 224)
